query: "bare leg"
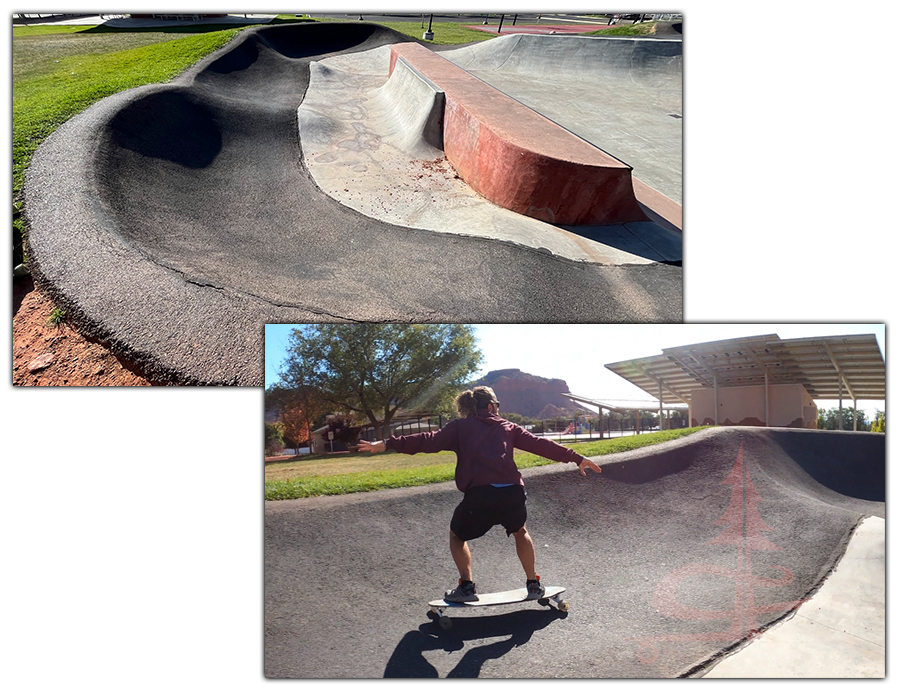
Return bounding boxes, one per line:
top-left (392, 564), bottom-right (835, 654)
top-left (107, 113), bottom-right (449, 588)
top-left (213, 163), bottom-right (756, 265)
top-left (449, 530), bottom-right (473, 581)
top-left (513, 526), bottom-right (537, 580)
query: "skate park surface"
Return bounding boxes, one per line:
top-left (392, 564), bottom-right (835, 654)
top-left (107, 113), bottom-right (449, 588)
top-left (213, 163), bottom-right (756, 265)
top-left (25, 23), bottom-right (682, 386)
top-left (264, 427), bottom-right (885, 678)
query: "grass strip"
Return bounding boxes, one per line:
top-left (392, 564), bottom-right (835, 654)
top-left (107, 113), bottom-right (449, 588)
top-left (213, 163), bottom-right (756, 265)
top-left (312, 17), bottom-right (496, 45)
top-left (265, 427), bottom-right (707, 500)
top-left (266, 464), bottom-right (458, 500)
top-left (585, 21), bottom-right (661, 36)
top-left (367, 21), bottom-right (495, 45)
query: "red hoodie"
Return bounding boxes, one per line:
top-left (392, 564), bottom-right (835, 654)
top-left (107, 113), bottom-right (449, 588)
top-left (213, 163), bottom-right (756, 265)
top-left (385, 409), bottom-right (585, 492)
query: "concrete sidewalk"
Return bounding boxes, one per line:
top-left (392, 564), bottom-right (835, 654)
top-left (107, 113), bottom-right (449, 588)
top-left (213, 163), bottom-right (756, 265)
top-left (702, 516), bottom-right (885, 678)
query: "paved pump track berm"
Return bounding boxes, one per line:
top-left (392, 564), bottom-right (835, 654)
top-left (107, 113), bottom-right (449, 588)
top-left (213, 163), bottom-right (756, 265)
top-left (265, 428), bottom-right (884, 678)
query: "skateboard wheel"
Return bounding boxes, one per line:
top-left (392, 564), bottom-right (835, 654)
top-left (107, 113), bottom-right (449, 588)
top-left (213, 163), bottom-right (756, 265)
top-left (438, 616), bottom-right (452, 630)
top-left (557, 600), bottom-right (570, 612)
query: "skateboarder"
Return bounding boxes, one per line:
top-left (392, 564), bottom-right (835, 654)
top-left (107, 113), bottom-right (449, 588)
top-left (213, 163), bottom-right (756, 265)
top-left (358, 385), bottom-right (601, 603)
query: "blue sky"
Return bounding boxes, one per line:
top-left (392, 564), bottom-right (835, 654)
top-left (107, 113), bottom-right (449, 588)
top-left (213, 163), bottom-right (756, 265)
top-left (265, 323), bottom-right (885, 417)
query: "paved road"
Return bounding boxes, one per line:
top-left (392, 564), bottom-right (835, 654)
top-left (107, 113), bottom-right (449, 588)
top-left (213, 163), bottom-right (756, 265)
top-left (25, 22), bottom-right (682, 386)
top-left (264, 427), bottom-right (884, 678)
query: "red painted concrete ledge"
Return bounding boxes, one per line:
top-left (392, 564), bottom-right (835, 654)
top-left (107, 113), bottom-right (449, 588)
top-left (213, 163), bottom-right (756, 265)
top-left (389, 42), bottom-right (649, 227)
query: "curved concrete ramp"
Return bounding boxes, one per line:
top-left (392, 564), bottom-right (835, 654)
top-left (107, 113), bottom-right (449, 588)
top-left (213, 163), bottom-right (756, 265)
top-left (264, 428), bottom-right (884, 677)
top-left (371, 53), bottom-right (445, 155)
top-left (25, 23), bottom-right (682, 386)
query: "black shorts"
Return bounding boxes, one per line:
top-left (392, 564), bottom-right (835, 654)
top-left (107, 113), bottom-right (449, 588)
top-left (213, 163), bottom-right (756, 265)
top-left (450, 484), bottom-right (527, 542)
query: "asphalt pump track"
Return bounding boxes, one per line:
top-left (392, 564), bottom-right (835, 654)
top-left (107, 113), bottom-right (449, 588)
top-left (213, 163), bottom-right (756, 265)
top-left (25, 23), bottom-right (683, 386)
top-left (264, 427), bottom-right (884, 678)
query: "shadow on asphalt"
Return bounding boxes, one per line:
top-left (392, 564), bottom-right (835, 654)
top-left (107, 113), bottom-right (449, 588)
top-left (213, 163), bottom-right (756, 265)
top-left (384, 608), bottom-right (567, 677)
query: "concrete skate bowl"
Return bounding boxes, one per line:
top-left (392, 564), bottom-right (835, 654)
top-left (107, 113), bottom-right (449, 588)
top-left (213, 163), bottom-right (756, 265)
top-left (24, 23), bottom-right (683, 386)
top-left (264, 427), bottom-right (884, 678)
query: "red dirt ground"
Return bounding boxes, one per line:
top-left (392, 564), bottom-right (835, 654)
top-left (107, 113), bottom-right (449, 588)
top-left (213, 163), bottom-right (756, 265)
top-left (12, 278), bottom-right (152, 387)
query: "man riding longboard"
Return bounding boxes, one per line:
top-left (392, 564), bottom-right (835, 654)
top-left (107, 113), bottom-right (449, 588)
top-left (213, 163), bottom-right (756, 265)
top-left (358, 386), bottom-right (601, 602)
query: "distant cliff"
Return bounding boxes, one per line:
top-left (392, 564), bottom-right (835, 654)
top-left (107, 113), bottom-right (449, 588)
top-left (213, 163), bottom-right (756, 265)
top-left (471, 368), bottom-right (575, 418)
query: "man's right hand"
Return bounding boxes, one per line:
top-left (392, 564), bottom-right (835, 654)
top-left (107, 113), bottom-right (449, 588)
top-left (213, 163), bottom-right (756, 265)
top-left (357, 440), bottom-right (385, 453)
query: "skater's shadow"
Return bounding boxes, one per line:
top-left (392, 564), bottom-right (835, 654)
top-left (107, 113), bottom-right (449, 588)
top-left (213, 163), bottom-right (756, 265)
top-left (383, 608), bottom-right (566, 678)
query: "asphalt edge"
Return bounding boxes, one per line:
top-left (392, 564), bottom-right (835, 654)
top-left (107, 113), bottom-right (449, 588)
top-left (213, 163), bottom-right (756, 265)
top-left (676, 514), bottom-right (871, 677)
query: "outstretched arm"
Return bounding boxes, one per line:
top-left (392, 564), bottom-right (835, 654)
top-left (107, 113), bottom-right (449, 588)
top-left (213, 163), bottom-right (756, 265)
top-left (513, 426), bottom-right (600, 474)
top-left (357, 440), bottom-right (386, 453)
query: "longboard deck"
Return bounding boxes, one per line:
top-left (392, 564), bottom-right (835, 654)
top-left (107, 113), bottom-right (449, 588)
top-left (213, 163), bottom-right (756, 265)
top-left (429, 585), bottom-right (565, 609)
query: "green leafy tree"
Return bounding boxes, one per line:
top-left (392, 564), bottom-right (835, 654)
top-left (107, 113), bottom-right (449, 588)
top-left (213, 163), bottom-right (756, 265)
top-left (817, 407), bottom-right (870, 431)
top-left (265, 422), bottom-right (285, 457)
top-left (277, 325), bottom-right (482, 439)
top-left (871, 409), bottom-right (886, 433)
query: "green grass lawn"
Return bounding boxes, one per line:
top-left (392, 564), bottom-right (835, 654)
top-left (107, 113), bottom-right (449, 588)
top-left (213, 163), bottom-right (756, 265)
top-left (313, 16), bottom-right (495, 45)
top-left (586, 21), bottom-right (662, 37)
top-left (265, 427), bottom-right (708, 500)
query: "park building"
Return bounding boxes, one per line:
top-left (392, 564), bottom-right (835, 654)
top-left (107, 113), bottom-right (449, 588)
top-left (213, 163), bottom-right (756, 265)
top-left (597, 333), bottom-right (884, 430)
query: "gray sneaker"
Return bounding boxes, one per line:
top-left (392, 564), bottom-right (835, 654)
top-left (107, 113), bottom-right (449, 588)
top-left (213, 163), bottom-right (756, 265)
top-left (526, 575), bottom-right (545, 600)
top-left (444, 580), bottom-right (477, 603)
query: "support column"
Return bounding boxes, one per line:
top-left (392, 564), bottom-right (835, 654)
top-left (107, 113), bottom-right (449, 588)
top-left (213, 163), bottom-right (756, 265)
top-left (853, 398), bottom-right (858, 431)
top-left (658, 381), bottom-right (664, 431)
top-left (714, 377), bottom-right (719, 426)
top-left (838, 380), bottom-right (843, 430)
top-left (764, 372), bottom-right (770, 427)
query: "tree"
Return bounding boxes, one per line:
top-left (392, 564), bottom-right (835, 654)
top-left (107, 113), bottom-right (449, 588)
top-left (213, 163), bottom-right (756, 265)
top-left (871, 409), bottom-right (886, 433)
top-left (817, 407), bottom-right (869, 431)
top-left (641, 411), bottom-right (660, 431)
top-left (265, 383), bottom-right (331, 454)
top-left (321, 414), bottom-right (362, 452)
top-left (265, 422), bottom-right (285, 457)
top-left (277, 325), bottom-right (482, 439)
top-left (280, 404), bottom-right (311, 454)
